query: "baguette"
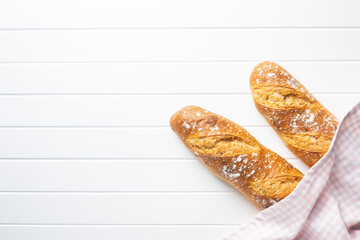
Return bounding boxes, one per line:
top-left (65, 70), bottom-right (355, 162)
top-left (250, 61), bottom-right (339, 166)
top-left (170, 106), bottom-right (303, 208)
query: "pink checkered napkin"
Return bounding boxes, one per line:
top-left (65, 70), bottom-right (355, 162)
top-left (224, 102), bottom-right (360, 240)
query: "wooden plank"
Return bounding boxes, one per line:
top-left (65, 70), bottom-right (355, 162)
top-left (0, 94), bottom-right (357, 126)
top-left (0, 62), bottom-right (359, 94)
top-left (1, 30), bottom-right (360, 62)
top-left (0, 0), bottom-right (359, 28)
top-left (0, 159), bottom-right (307, 192)
top-left (0, 193), bottom-right (259, 224)
top-left (0, 127), bottom-right (299, 159)
top-left (0, 225), bottom-right (236, 240)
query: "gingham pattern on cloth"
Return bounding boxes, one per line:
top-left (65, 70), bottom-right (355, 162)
top-left (224, 102), bottom-right (360, 240)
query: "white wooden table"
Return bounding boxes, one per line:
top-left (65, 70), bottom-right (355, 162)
top-left (0, 1), bottom-right (359, 239)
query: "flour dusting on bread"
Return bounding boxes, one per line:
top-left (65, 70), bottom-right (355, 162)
top-left (170, 105), bottom-right (303, 208)
top-left (250, 61), bottom-right (339, 166)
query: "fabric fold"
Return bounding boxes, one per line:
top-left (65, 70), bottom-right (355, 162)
top-left (224, 102), bottom-right (360, 240)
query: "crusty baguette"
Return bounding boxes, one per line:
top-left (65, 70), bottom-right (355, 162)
top-left (250, 61), bottom-right (339, 167)
top-left (170, 105), bottom-right (303, 208)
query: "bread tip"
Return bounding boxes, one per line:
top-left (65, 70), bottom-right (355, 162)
top-left (257, 61), bottom-right (277, 67)
top-left (250, 61), bottom-right (281, 86)
top-left (169, 105), bottom-right (201, 129)
top-left (253, 61), bottom-right (279, 72)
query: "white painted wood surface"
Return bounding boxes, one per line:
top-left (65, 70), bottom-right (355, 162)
top-left (1, 62), bottom-right (360, 94)
top-left (0, 1), bottom-right (359, 239)
top-left (0, 94), bottom-right (358, 126)
top-left (0, 0), bottom-right (359, 28)
top-left (1, 30), bottom-right (360, 62)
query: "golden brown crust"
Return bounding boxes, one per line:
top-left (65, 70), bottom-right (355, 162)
top-left (170, 105), bottom-right (303, 208)
top-left (250, 61), bottom-right (339, 166)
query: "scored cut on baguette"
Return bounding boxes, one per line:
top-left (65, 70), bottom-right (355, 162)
top-left (170, 105), bottom-right (303, 208)
top-left (250, 61), bottom-right (339, 167)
